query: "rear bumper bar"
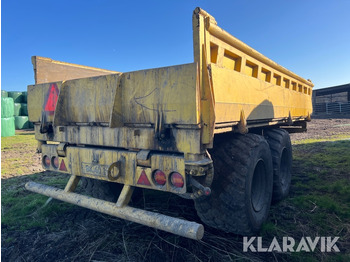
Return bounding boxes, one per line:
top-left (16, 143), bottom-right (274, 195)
top-left (25, 181), bottom-right (204, 240)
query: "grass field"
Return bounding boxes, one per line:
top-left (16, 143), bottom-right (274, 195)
top-left (1, 132), bottom-right (38, 176)
top-left (1, 126), bottom-right (350, 261)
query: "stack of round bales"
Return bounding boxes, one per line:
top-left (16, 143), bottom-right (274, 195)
top-left (8, 91), bottom-right (33, 130)
top-left (1, 91), bottom-right (33, 137)
top-left (1, 91), bottom-right (15, 137)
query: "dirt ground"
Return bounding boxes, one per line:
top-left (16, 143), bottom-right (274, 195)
top-left (1, 130), bottom-right (43, 179)
top-left (2, 117), bottom-right (350, 261)
top-left (290, 116), bottom-right (350, 141)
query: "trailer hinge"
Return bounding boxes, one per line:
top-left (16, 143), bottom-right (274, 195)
top-left (57, 143), bottom-right (68, 157)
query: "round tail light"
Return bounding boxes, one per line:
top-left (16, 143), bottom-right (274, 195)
top-left (43, 155), bottom-right (51, 168)
top-left (52, 156), bottom-right (59, 169)
top-left (170, 172), bottom-right (184, 188)
top-left (153, 170), bottom-right (166, 186)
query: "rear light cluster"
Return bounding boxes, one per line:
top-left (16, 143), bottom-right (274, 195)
top-left (42, 155), bottom-right (66, 171)
top-left (52, 156), bottom-right (59, 169)
top-left (153, 170), bottom-right (166, 185)
top-left (170, 172), bottom-right (184, 188)
top-left (43, 155), bottom-right (51, 168)
top-left (152, 170), bottom-right (184, 188)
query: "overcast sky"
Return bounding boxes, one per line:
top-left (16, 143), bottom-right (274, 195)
top-left (2, 0), bottom-right (350, 91)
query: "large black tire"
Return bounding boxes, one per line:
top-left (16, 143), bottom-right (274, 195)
top-left (80, 177), bottom-right (123, 202)
top-left (194, 133), bottom-right (273, 236)
top-left (265, 128), bottom-right (292, 202)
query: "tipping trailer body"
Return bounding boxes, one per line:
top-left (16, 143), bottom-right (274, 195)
top-left (26, 8), bottom-right (313, 240)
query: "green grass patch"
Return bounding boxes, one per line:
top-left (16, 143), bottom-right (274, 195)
top-left (260, 222), bottom-right (278, 235)
top-left (292, 133), bottom-right (350, 145)
top-left (261, 137), bottom-right (350, 258)
top-left (293, 194), bottom-right (349, 219)
top-left (1, 132), bottom-right (39, 176)
top-left (316, 179), bottom-right (350, 201)
top-left (1, 132), bottom-right (75, 233)
top-left (293, 140), bottom-right (350, 172)
top-left (2, 172), bottom-right (71, 231)
top-left (1, 131), bottom-right (37, 150)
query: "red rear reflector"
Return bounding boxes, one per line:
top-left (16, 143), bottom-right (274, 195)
top-left (137, 170), bottom-right (151, 186)
top-left (52, 156), bottom-right (59, 169)
top-left (43, 155), bottom-right (50, 168)
top-left (170, 172), bottom-right (184, 188)
top-left (59, 159), bottom-right (67, 171)
top-left (153, 170), bottom-right (166, 186)
top-left (44, 83), bottom-right (59, 113)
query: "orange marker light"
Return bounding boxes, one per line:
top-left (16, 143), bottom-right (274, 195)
top-left (170, 172), bottom-right (184, 188)
top-left (153, 170), bottom-right (166, 186)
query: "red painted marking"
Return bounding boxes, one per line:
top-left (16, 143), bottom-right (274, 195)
top-left (59, 159), bottom-right (67, 171)
top-left (44, 83), bottom-right (59, 112)
top-left (137, 170), bottom-right (151, 186)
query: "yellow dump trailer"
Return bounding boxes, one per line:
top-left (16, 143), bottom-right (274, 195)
top-left (26, 8), bottom-right (313, 240)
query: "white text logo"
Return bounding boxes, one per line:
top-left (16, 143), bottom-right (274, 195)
top-left (243, 237), bottom-right (340, 252)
